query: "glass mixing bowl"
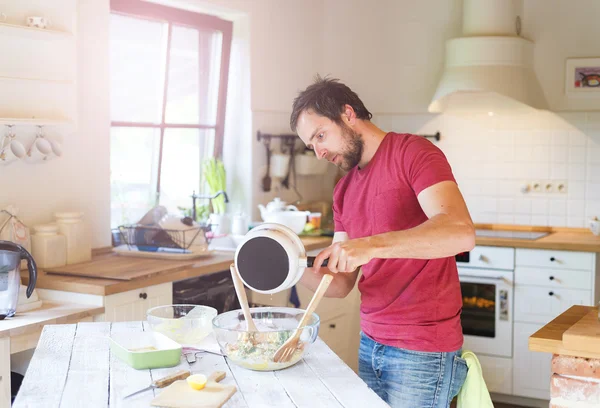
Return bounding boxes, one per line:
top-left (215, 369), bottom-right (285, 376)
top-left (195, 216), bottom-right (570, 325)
top-left (212, 307), bottom-right (320, 371)
top-left (147, 304), bottom-right (217, 345)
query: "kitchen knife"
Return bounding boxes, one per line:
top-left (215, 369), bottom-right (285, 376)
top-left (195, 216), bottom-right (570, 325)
top-left (123, 369), bottom-right (191, 399)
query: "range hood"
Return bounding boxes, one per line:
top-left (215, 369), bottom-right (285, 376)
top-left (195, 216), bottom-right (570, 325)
top-left (428, 0), bottom-right (548, 114)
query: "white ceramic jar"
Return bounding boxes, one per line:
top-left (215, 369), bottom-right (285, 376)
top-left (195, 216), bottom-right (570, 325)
top-left (31, 224), bottom-right (67, 268)
top-left (54, 212), bottom-right (92, 264)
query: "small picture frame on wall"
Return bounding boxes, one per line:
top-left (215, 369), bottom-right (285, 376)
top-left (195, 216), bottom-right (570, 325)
top-left (565, 57), bottom-right (600, 97)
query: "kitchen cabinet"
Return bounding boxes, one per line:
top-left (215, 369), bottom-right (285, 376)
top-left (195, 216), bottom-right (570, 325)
top-left (101, 282), bottom-right (172, 322)
top-left (513, 321), bottom-right (552, 400)
top-left (511, 248), bottom-right (598, 400)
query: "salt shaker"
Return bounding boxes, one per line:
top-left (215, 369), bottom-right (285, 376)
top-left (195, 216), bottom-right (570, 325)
top-left (31, 224), bottom-right (67, 268)
top-left (54, 212), bottom-right (92, 264)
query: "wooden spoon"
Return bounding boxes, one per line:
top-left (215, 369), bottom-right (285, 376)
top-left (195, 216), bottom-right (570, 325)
top-left (230, 263), bottom-right (258, 332)
top-left (273, 273), bottom-right (333, 363)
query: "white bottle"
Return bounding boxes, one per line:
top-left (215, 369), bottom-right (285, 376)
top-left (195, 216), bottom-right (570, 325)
top-left (54, 212), bottom-right (92, 264)
top-left (31, 224), bottom-right (67, 268)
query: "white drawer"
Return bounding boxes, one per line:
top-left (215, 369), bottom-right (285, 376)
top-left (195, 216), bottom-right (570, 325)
top-left (516, 248), bottom-right (594, 271)
top-left (515, 267), bottom-right (592, 290)
top-left (457, 246), bottom-right (515, 270)
top-left (514, 285), bottom-right (592, 324)
top-left (319, 314), bottom-right (351, 354)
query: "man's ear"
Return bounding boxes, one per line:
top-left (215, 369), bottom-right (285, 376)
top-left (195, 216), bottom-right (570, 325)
top-left (342, 104), bottom-right (357, 126)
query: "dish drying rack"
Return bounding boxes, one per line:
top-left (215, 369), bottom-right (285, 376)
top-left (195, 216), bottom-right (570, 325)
top-left (115, 224), bottom-right (213, 254)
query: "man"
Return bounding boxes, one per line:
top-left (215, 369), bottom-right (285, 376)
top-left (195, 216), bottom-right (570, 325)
top-left (290, 76), bottom-right (475, 408)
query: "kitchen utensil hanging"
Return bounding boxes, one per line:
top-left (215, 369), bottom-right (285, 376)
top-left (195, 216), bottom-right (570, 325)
top-left (261, 137), bottom-right (272, 192)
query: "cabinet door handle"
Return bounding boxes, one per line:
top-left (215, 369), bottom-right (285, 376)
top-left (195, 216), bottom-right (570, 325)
top-left (548, 291), bottom-right (554, 296)
top-left (549, 276), bottom-right (555, 281)
top-left (139, 292), bottom-right (147, 300)
top-left (550, 257), bottom-right (556, 262)
top-left (329, 324), bottom-right (336, 329)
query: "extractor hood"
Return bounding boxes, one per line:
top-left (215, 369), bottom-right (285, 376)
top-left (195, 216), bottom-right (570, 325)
top-left (428, 0), bottom-right (548, 114)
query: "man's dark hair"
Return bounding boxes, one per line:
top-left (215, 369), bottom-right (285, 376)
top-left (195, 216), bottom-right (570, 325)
top-left (290, 75), bottom-right (372, 133)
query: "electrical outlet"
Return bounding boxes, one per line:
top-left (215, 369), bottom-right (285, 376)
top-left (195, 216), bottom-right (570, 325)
top-left (556, 181), bottom-right (568, 194)
top-left (531, 181), bottom-right (542, 193)
top-left (544, 181), bottom-right (554, 193)
top-left (520, 182), bottom-right (531, 194)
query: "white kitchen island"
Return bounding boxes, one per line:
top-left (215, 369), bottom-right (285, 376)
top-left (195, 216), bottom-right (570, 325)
top-left (12, 321), bottom-right (388, 408)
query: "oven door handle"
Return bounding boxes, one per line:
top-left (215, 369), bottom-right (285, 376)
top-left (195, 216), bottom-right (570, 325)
top-left (458, 274), bottom-right (507, 281)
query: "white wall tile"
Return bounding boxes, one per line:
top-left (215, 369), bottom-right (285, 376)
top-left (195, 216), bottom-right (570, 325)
top-left (570, 131), bottom-right (588, 147)
top-left (497, 198), bottom-right (515, 213)
top-left (568, 164), bottom-right (586, 181)
top-left (567, 217), bottom-right (585, 228)
top-left (531, 198), bottom-right (549, 214)
top-left (588, 164), bottom-right (600, 182)
top-left (514, 199), bottom-right (532, 214)
top-left (569, 146), bottom-right (587, 163)
top-left (497, 214), bottom-right (515, 224)
top-left (567, 200), bottom-right (586, 217)
top-left (551, 131), bottom-right (570, 146)
top-left (531, 215), bottom-right (549, 226)
top-left (548, 216), bottom-right (567, 227)
top-left (551, 145), bottom-right (569, 163)
top-left (585, 202), bottom-right (600, 219)
top-left (587, 183), bottom-right (600, 200)
top-left (568, 181), bottom-right (586, 199)
top-left (551, 163), bottom-right (568, 179)
top-left (549, 199), bottom-right (567, 216)
top-left (514, 215), bottom-right (531, 225)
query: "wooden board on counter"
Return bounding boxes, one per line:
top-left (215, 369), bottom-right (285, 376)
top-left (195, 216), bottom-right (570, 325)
top-left (529, 306), bottom-right (600, 359)
top-left (44, 253), bottom-right (216, 281)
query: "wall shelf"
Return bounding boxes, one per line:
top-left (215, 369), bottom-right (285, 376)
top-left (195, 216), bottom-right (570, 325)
top-left (0, 22), bottom-right (73, 39)
top-left (0, 118), bottom-right (73, 126)
top-left (0, 75), bottom-right (73, 85)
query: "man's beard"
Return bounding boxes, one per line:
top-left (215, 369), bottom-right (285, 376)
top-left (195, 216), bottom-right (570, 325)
top-left (338, 123), bottom-right (364, 172)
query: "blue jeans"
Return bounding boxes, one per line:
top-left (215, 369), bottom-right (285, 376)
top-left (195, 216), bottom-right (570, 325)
top-left (359, 332), bottom-right (468, 408)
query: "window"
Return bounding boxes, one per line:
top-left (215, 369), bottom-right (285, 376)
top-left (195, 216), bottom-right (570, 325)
top-left (109, 0), bottom-right (232, 227)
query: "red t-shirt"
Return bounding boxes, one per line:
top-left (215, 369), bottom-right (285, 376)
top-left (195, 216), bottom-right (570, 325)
top-left (333, 132), bottom-right (463, 352)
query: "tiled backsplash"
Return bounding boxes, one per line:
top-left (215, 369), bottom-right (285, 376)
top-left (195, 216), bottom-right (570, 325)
top-left (373, 111), bottom-right (600, 228)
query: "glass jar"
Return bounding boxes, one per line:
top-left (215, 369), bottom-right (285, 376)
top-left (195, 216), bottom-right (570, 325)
top-left (31, 224), bottom-right (67, 268)
top-left (54, 212), bottom-right (91, 264)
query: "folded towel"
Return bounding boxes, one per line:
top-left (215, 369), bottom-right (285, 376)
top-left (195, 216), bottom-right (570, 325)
top-left (457, 350), bottom-right (494, 408)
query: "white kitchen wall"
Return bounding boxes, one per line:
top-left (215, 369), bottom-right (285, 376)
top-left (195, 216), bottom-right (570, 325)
top-left (0, 0), bottom-right (111, 248)
top-left (372, 111), bottom-right (600, 227)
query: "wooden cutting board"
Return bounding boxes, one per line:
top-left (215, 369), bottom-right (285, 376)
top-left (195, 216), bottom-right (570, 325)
top-left (43, 254), bottom-right (204, 281)
top-left (151, 371), bottom-right (237, 408)
top-left (562, 309), bottom-right (600, 353)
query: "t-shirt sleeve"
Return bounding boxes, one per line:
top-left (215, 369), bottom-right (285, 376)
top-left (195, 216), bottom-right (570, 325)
top-left (401, 135), bottom-right (456, 196)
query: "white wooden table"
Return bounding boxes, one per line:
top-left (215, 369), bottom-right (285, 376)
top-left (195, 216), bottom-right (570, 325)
top-left (13, 321), bottom-right (389, 408)
top-left (0, 302), bottom-right (105, 407)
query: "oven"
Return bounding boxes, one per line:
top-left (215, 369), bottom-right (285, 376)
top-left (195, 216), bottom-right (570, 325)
top-left (456, 246), bottom-right (515, 359)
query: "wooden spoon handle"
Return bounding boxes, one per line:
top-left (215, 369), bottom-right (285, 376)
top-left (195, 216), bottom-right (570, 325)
top-left (296, 274), bottom-right (333, 330)
top-left (230, 263), bottom-right (258, 332)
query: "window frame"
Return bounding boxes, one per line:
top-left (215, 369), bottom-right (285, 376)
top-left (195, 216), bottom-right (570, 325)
top-left (109, 0), bottom-right (232, 198)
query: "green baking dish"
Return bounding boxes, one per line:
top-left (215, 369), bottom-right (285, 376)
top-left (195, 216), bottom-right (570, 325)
top-left (109, 331), bottom-right (182, 370)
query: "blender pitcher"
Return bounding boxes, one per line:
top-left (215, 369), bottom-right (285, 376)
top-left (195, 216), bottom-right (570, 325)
top-left (0, 240), bottom-right (37, 319)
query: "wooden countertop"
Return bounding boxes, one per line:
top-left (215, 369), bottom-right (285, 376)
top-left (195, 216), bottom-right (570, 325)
top-left (474, 224), bottom-right (600, 252)
top-left (21, 236), bottom-right (333, 297)
top-left (529, 305), bottom-right (600, 359)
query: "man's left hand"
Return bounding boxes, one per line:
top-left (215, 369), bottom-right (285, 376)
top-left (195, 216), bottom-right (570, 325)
top-left (312, 238), bottom-right (373, 274)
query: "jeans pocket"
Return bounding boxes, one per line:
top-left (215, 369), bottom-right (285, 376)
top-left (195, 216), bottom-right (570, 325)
top-left (450, 355), bottom-right (468, 399)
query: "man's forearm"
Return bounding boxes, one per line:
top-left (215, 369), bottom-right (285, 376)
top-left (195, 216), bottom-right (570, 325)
top-left (299, 267), bottom-right (354, 298)
top-left (368, 213), bottom-right (475, 260)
